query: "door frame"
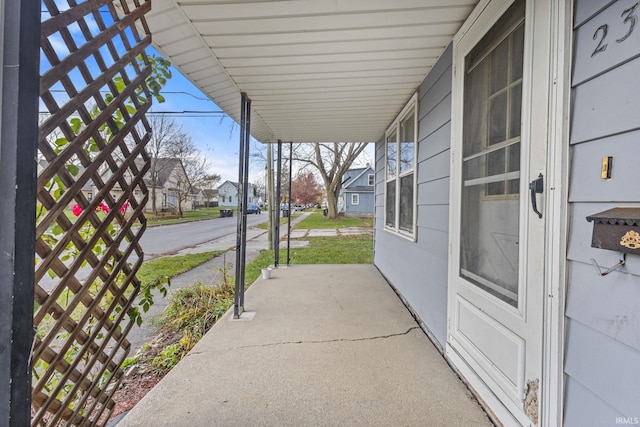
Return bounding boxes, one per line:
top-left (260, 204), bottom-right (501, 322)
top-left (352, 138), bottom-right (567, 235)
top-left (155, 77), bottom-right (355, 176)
top-left (445, 0), bottom-right (572, 425)
top-left (539, 1), bottom-right (572, 425)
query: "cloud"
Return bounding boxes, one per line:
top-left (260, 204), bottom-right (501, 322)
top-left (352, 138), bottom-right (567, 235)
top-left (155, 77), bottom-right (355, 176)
top-left (45, 33), bottom-right (71, 58)
top-left (206, 153), bottom-right (238, 184)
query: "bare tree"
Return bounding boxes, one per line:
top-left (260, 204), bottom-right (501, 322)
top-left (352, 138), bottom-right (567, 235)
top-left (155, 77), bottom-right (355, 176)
top-left (144, 114), bottom-right (185, 216)
top-left (294, 142), bottom-right (369, 219)
top-left (168, 133), bottom-right (221, 216)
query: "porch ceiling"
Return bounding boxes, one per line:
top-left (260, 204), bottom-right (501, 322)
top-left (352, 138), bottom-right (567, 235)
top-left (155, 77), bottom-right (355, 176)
top-left (144, 0), bottom-right (478, 143)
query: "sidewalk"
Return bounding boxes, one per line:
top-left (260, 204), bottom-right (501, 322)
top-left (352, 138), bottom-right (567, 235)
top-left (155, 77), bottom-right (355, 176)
top-left (126, 214), bottom-right (311, 352)
top-left (118, 265), bottom-right (493, 426)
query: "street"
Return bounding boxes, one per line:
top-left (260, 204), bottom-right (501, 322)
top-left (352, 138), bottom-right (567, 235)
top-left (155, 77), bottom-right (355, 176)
top-left (141, 213), bottom-right (268, 259)
top-left (39, 213), bottom-right (268, 291)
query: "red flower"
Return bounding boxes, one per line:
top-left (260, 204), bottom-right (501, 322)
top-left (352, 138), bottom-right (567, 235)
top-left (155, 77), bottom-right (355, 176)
top-left (119, 202), bottom-right (130, 214)
top-left (72, 204), bottom-right (82, 217)
top-left (97, 202), bottom-right (110, 213)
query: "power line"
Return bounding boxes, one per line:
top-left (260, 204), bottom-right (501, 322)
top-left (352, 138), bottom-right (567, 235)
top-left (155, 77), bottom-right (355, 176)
top-left (49, 89), bottom-right (212, 101)
top-left (147, 111), bottom-right (227, 117)
top-left (39, 110), bottom-right (227, 116)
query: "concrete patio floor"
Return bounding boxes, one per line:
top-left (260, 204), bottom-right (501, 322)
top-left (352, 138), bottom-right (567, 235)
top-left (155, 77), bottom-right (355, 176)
top-left (118, 264), bottom-right (493, 427)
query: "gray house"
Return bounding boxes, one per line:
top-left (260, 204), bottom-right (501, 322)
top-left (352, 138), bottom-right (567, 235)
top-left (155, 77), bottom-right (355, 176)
top-left (139, 158), bottom-right (189, 213)
top-left (5, 0), bottom-right (640, 425)
top-left (338, 165), bottom-right (375, 216)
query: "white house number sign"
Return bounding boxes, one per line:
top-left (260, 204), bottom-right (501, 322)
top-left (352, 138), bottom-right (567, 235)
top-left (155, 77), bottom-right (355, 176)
top-left (591, 2), bottom-right (638, 57)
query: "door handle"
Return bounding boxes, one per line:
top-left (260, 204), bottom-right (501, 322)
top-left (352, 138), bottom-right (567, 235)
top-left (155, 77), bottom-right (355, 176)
top-left (529, 173), bottom-right (543, 219)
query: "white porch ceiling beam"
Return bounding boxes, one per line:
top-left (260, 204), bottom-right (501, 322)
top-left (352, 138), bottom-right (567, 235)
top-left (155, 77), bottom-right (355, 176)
top-left (144, 0), bottom-right (479, 143)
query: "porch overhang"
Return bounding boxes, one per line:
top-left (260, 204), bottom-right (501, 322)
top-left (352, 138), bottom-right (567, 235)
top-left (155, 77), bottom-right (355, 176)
top-left (137, 0), bottom-right (479, 143)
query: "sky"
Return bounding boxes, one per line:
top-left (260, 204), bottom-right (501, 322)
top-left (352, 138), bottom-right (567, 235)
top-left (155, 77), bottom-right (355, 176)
top-left (144, 53), bottom-right (250, 184)
top-left (39, 3), bottom-right (374, 187)
top-left (146, 45), bottom-right (375, 185)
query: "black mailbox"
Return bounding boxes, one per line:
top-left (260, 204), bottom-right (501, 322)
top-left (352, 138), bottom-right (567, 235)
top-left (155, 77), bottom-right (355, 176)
top-left (586, 208), bottom-right (640, 254)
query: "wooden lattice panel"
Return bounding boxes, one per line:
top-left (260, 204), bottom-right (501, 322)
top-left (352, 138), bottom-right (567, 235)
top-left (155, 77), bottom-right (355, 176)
top-left (34, 1), bottom-right (153, 425)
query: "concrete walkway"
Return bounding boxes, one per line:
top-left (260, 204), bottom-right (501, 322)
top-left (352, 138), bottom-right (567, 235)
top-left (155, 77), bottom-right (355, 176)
top-left (118, 265), bottom-right (492, 427)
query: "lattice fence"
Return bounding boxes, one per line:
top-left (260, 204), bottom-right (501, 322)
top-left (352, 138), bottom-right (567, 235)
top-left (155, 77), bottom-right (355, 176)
top-left (34, 0), bottom-right (153, 424)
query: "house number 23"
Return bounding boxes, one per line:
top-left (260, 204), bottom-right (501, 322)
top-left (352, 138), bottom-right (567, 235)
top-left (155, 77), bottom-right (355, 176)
top-left (592, 2), bottom-right (639, 57)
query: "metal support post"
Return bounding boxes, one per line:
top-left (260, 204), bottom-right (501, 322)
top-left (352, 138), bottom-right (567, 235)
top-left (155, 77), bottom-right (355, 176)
top-left (0, 1), bottom-right (41, 424)
top-left (287, 142), bottom-right (293, 265)
top-left (274, 140), bottom-right (282, 267)
top-left (234, 93), bottom-right (251, 318)
top-left (266, 142), bottom-right (273, 250)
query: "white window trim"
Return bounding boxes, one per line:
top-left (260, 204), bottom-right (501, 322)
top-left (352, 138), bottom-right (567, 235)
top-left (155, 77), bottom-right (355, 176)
top-left (384, 92), bottom-right (418, 241)
top-left (351, 193), bottom-right (359, 205)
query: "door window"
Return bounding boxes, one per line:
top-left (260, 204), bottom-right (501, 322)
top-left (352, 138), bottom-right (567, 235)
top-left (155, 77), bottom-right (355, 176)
top-left (460, 0), bottom-right (525, 307)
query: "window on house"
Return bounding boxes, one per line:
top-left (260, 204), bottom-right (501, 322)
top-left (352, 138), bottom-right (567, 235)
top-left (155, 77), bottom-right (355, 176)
top-left (385, 94), bottom-right (417, 238)
top-left (464, 13), bottom-right (523, 200)
top-left (351, 194), bottom-right (360, 205)
top-left (368, 174), bottom-right (374, 186)
top-left (87, 192), bottom-right (92, 201)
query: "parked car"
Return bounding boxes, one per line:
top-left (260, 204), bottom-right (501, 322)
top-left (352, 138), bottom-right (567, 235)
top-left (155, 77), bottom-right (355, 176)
top-left (247, 203), bottom-right (261, 214)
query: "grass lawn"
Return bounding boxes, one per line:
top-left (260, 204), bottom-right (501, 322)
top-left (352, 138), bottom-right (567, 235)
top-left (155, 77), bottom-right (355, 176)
top-left (146, 207), bottom-right (235, 226)
top-left (137, 251), bottom-right (224, 285)
top-left (245, 235), bottom-right (373, 283)
top-left (52, 207), bottom-right (231, 227)
top-left (295, 210), bottom-right (373, 229)
top-left (254, 212), bottom-right (301, 229)
top-left (37, 251), bottom-right (221, 313)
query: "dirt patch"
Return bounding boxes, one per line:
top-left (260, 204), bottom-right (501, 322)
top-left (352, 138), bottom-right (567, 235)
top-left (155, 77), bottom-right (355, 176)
top-left (110, 374), bottom-right (163, 418)
top-left (109, 328), bottom-right (182, 420)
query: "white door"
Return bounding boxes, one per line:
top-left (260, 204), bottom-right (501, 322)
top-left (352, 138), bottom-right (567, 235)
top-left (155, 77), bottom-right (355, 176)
top-left (448, 0), bottom-right (553, 425)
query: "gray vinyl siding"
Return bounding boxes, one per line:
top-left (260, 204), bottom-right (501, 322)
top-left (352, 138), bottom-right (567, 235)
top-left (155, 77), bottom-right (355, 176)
top-left (565, 0), bottom-right (640, 424)
top-left (342, 167), bottom-right (375, 215)
top-left (374, 44), bottom-right (453, 350)
top-left (345, 192), bottom-right (374, 215)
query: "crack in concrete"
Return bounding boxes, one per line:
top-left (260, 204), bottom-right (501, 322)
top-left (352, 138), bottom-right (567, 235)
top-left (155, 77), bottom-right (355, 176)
top-left (230, 326), bottom-right (421, 350)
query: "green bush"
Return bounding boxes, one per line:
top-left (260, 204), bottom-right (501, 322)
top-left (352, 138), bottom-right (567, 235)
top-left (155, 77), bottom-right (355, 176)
top-left (161, 282), bottom-right (234, 341)
top-left (145, 281), bottom-right (235, 374)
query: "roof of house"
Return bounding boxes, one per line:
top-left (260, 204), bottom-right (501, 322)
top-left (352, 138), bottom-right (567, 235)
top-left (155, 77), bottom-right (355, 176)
top-left (134, 158), bottom-right (185, 188)
top-left (201, 189), bottom-right (218, 198)
top-left (342, 165), bottom-right (374, 190)
top-left (342, 186), bottom-right (374, 193)
top-left (218, 180), bottom-right (239, 189)
top-left (218, 181), bottom-right (255, 191)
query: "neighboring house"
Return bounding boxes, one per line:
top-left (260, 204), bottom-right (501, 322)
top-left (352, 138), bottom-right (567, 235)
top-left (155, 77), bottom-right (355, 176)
top-left (197, 188), bottom-right (218, 207)
top-left (38, 159), bottom-right (96, 206)
top-left (190, 188), bottom-right (219, 208)
top-left (338, 165), bottom-right (374, 216)
top-left (218, 180), bottom-right (256, 207)
top-left (145, 158), bottom-right (189, 213)
top-left (114, 158), bottom-right (189, 214)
